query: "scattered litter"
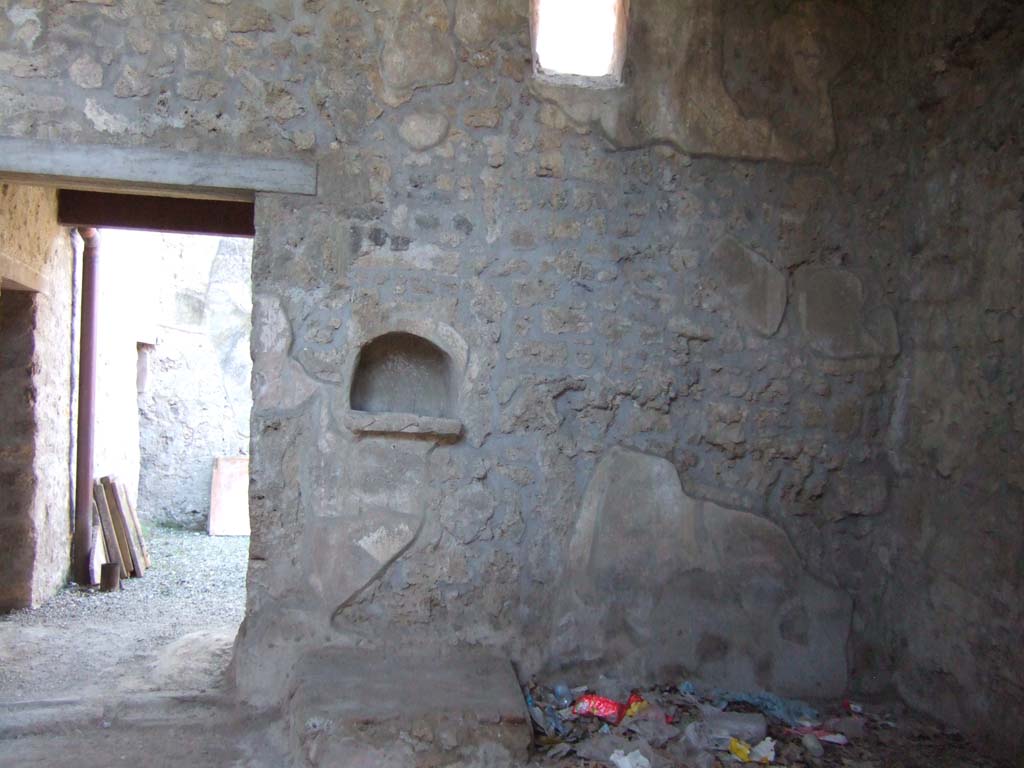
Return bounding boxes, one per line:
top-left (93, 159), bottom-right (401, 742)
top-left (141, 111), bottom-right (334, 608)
top-left (680, 721), bottom-right (711, 753)
top-left (750, 736), bottom-right (776, 763)
top-left (574, 734), bottom-right (635, 763)
top-left (729, 737), bottom-right (752, 762)
top-left (593, 675), bottom-right (631, 701)
top-left (684, 721), bottom-right (709, 746)
top-left (726, 735), bottom-right (776, 764)
top-left (528, 702), bottom-right (547, 733)
top-left (843, 699), bottom-right (864, 714)
top-left (545, 705), bottom-right (569, 737)
top-left (788, 726), bottom-right (850, 745)
top-left (546, 742), bottom-right (573, 759)
top-left (802, 732), bottom-right (825, 758)
top-left (573, 694), bottom-right (627, 724)
top-left (682, 681), bottom-right (819, 726)
top-left (518, 677), bottom-right (987, 768)
top-left (575, 734), bottom-right (656, 766)
top-left (666, 732), bottom-right (717, 768)
top-left (825, 715), bottom-right (866, 740)
top-left (623, 693), bottom-right (648, 719)
top-left (703, 709), bottom-right (768, 748)
top-left (609, 749), bottom-right (651, 768)
top-left (625, 703), bottom-right (679, 748)
top-left (552, 682), bottom-right (574, 709)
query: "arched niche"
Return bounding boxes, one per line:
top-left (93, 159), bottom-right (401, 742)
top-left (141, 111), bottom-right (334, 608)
top-left (345, 331), bottom-right (463, 439)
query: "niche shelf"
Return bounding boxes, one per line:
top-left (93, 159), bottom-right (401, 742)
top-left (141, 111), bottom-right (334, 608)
top-left (346, 331), bottom-right (462, 439)
top-left (342, 410), bottom-right (463, 438)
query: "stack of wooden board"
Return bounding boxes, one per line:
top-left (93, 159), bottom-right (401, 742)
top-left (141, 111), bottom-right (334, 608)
top-left (89, 475), bottom-right (150, 584)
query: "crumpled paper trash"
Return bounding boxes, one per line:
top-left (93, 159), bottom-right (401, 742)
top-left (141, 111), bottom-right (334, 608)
top-left (609, 749), bottom-right (652, 768)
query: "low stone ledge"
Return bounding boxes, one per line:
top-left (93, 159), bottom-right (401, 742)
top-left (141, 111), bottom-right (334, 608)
top-left (287, 646), bottom-right (530, 766)
top-left (343, 409), bottom-right (463, 438)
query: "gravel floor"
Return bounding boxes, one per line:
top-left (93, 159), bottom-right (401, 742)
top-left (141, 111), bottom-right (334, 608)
top-left (0, 525), bottom-right (248, 701)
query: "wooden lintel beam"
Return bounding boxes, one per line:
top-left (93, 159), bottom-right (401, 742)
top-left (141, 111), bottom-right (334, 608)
top-left (58, 190), bottom-right (255, 237)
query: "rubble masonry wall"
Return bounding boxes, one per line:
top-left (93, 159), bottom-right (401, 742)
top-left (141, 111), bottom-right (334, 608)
top-left (0, 0), bottom-right (1019, 755)
top-left (0, 184), bottom-right (75, 609)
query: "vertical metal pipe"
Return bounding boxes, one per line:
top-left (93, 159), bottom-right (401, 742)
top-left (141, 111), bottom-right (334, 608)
top-left (73, 228), bottom-right (99, 585)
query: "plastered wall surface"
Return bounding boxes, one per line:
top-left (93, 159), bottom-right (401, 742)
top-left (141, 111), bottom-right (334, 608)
top-left (1, 0), bottom-right (1020, 757)
top-left (0, 183), bottom-right (52, 292)
top-left (0, 184), bottom-right (75, 609)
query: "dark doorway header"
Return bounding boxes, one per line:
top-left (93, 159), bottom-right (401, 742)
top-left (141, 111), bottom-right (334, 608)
top-left (58, 190), bottom-right (254, 238)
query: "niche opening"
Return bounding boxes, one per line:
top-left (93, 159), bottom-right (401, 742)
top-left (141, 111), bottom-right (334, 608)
top-left (347, 332), bottom-right (462, 438)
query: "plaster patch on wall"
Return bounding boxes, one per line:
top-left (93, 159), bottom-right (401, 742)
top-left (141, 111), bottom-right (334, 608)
top-left (357, 523), bottom-right (414, 565)
top-left (84, 98), bottom-right (131, 134)
top-left (532, 0), bottom-right (866, 162)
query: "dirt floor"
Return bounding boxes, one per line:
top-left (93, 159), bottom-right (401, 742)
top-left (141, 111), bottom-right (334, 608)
top-left (0, 525), bottom-right (247, 701)
top-left (0, 527), bottom-right (1012, 768)
top-left (0, 526), bottom-right (257, 768)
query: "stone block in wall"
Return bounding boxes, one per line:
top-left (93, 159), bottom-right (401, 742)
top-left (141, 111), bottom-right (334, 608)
top-left (377, 0), bottom-right (457, 107)
top-left (707, 238), bottom-right (787, 337)
top-left (793, 267), bottom-right (899, 359)
top-left (398, 110), bottom-right (450, 151)
top-left (549, 446), bottom-right (851, 698)
top-left (454, 0), bottom-right (528, 50)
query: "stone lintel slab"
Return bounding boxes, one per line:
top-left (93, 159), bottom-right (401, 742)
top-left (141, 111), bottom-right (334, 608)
top-left (343, 409), bottom-right (463, 438)
top-left (0, 137), bottom-right (317, 202)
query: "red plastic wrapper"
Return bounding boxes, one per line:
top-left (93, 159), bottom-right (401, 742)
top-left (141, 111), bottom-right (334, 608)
top-left (572, 694), bottom-right (626, 724)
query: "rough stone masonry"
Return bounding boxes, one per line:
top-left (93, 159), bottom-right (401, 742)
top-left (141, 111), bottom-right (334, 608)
top-left (0, 0), bottom-right (1020, 762)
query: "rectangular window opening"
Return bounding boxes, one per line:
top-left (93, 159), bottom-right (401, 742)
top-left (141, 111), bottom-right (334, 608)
top-left (532, 0), bottom-right (629, 88)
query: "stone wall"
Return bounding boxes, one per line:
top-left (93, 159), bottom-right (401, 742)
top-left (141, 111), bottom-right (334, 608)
top-left (1, 0), bottom-right (1020, 758)
top-left (877, 1), bottom-right (1024, 754)
top-left (0, 184), bottom-right (75, 609)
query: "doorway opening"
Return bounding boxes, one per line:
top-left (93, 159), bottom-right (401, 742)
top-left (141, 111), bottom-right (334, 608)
top-left (0, 187), bottom-right (254, 702)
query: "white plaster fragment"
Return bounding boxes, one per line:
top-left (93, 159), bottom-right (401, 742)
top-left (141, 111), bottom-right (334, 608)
top-left (8, 6), bottom-right (41, 49)
top-left (357, 524), bottom-right (413, 565)
top-left (84, 98), bottom-right (131, 134)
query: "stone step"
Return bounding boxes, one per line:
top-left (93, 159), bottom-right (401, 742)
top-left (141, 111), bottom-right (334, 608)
top-left (287, 646), bottom-right (531, 767)
top-left (0, 690), bottom-right (234, 738)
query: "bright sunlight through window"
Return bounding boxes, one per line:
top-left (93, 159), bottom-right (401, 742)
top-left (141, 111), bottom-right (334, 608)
top-left (533, 0), bottom-right (627, 84)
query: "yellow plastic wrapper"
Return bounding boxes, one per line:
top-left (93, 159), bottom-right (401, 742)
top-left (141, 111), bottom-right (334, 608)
top-left (623, 693), bottom-right (648, 719)
top-left (729, 737), bottom-right (752, 762)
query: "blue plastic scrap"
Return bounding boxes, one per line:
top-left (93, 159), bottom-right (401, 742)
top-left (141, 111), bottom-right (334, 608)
top-left (545, 705), bottom-right (569, 737)
top-left (679, 681), bottom-right (819, 726)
